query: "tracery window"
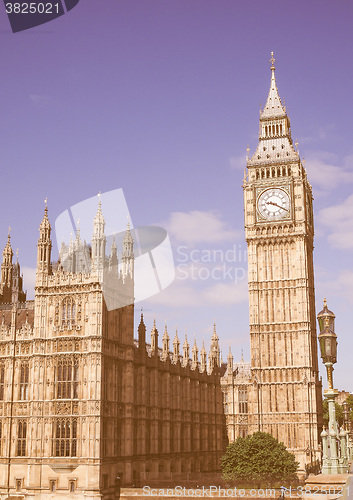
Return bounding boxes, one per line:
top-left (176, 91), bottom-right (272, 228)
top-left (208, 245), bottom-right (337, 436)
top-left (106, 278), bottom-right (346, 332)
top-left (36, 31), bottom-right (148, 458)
top-left (61, 297), bottom-right (76, 326)
top-left (53, 418), bottom-right (77, 457)
top-left (238, 386), bottom-right (248, 414)
top-left (19, 362), bottom-right (29, 400)
top-left (16, 420), bottom-right (27, 456)
top-left (0, 364), bottom-right (4, 400)
top-left (55, 357), bottom-right (79, 399)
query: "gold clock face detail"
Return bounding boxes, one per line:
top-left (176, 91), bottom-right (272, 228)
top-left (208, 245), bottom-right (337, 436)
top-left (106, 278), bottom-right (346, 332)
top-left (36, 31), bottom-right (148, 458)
top-left (258, 188), bottom-right (290, 220)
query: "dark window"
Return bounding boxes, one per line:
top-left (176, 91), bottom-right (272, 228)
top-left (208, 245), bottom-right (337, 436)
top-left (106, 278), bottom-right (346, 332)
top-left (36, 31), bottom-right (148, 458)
top-left (0, 364), bottom-right (4, 400)
top-left (19, 362), bottom-right (29, 400)
top-left (16, 421), bottom-right (27, 456)
top-left (53, 418), bottom-right (77, 457)
top-left (56, 357), bottom-right (78, 399)
top-left (239, 386), bottom-right (248, 414)
top-left (62, 298), bottom-right (76, 326)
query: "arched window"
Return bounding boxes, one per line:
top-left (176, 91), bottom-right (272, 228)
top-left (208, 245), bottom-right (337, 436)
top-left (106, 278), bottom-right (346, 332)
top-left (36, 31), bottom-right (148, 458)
top-left (0, 364), bottom-right (4, 400)
top-left (17, 420), bottom-right (27, 456)
top-left (53, 418), bottom-right (77, 457)
top-left (19, 361), bottom-right (29, 400)
top-left (61, 298), bottom-right (76, 326)
top-left (56, 357), bottom-right (79, 399)
top-left (238, 386), bottom-right (248, 414)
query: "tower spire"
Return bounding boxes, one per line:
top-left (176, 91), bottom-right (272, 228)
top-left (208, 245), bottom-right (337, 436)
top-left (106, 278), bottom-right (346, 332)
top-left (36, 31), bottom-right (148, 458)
top-left (91, 193), bottom-right (106, 278)
top-left (247, 52), bottom-right (298, 167)
top-left (36, 200), bottom-right (52, 282)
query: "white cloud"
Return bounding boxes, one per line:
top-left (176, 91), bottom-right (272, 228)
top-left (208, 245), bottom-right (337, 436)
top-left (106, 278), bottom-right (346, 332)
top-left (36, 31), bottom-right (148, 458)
top-left (305, 151), bottom-right (353, 190)
top-left (317, 193), bottom-right (353, 249)
top-left (29, 94), bottom-right (54, 107)
top-left (145, 276), bottom-right (248, 308)
top-left (165, 210), bottom-right (241, 246)
top-left (229, 154), bottom-right (246, 170)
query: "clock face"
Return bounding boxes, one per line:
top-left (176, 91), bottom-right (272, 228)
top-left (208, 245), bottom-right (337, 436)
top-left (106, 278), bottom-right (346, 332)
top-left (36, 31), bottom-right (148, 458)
top-left (258, 188), bottom-right (290, 220)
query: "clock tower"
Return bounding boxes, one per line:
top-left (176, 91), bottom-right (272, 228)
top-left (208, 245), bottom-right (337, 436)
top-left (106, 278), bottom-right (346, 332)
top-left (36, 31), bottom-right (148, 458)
top-left (243, 53), bottom-right (322, 470)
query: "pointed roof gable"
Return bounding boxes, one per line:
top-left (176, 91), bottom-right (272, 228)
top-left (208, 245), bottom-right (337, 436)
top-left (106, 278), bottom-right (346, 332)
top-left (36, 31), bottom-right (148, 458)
top-left (261, 52), bottom-right (286, 119)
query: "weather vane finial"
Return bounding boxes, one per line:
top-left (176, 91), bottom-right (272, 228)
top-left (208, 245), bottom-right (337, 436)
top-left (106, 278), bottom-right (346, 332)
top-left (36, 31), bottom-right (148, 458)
top-left (270, 51), bottom-right (275, 70)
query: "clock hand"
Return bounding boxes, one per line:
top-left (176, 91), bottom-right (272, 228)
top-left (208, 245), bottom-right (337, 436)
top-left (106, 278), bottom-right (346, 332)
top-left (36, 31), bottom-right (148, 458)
top-left (266, 201), bottom-right (289, 212)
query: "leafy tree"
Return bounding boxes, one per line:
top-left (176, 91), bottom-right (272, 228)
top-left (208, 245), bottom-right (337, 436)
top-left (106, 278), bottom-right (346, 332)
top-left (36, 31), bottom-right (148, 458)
top-left (221, 432), bottom-right (299, 488)
top-left (322, 399), bottom-right (344, 428)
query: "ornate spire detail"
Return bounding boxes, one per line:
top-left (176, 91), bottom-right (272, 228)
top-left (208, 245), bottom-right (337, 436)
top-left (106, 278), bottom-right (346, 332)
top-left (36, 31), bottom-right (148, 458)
top-left (122, 220), bottom-right (134, 281)
top-left (91, 194), bottom-right (106, 277)
top-left (227, 345), bottom-right (234, 375)
top-left (150, 316), bottom-right (159, 355)
top-left (191, 337), bottom-right (199, 369)
top-left (183, 334), bottom-right (190, 366)
top-left (200, 341), bottom-right (207, 373)
top-left (247, 53), bottom-right (299, 167)
top-left (36, 202), bottom-right (52, 280)
top-left (162, 323), bottom-right (170, 360)
top-left (138, 310), bottom-right (146, 349)
top-left (173, 329), bottom-right (180, 363)
top-left (209, 323), bottom-right (220, 371)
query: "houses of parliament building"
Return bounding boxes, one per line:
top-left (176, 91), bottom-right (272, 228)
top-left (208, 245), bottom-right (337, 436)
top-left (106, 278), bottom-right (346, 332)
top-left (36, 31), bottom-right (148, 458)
top-left (0, 54), bottom-right (324, 498)
top-left (0, 202), bottom-right (227, 499)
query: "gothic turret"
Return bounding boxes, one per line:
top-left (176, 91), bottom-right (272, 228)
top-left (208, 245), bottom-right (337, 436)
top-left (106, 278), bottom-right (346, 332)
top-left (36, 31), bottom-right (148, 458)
top-left (138, 311), bottom-right (146, 351)
top-left (122, 221), bottom-right (134, 281)
top-left (162, 323), bottom-right (169, 360)
top-left (36, 202), bottom-right (52, 282)
top-left (150, 317), bottom-right (159, 355)
top-left (227, 346), bottom-right (234, 375)
top-left (12, 250), bottom-right (26, 304)
top-left (109, 237), bottom-right (118, 272)
top-left (200, 342), bottom-right (207, 373)
top-left (91, 195), bottom-right (106, 278)
top-left (0, 231), bottom-right (13, 302)
top-left (173, 329), bottom-right (180, 363)
top-left (209, 323), bottom-right (221, 372)
top-left (247, 52), bottom-right (299, 170)
top-left (191, 337), bottom-right (199, 369)
top-left (183, 334), bottom-right (190, 367)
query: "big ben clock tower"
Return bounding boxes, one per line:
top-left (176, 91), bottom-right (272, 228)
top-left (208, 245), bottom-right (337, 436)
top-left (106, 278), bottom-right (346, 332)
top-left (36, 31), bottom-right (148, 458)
top-left (243, 53), bottom-right (322, 471)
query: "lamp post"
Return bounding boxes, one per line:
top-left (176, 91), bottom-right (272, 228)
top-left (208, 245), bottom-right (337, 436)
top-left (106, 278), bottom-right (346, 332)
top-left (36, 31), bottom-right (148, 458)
top-left (317, 299), bottom-right (348, 474)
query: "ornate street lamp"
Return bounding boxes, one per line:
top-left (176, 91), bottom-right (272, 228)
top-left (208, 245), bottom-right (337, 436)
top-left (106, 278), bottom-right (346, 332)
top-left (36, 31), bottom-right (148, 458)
top-left (317, 299), bottom-right (348, 474)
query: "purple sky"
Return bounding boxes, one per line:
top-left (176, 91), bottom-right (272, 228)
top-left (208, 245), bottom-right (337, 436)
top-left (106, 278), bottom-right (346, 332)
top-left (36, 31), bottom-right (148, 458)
top-left (1, 0), bottom-right (353, 391)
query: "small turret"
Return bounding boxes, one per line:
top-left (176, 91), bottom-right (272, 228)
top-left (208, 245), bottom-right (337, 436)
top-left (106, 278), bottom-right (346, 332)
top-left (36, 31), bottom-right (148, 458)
top-left (150, 317), bottom-right (159, 355)
top-left (36, 200), bottom-right (52, 283)
top-left (191, 337), bottom-right (199, 369)
top-left (227, 346), bottom-right (234, 375)
top-left (209, 323), bottom-right (221, 372)
top-left (138, 311), bottom-right (146, 351)
top-left (173, 329), bottom-right (180, 363)
top-left (109, 237), bottom-right (118, 271)
top-left (200, 342), bottom-right (207, 373)
top-left (162, 323), bottom-right (169, 360)
top-left (91, 194), bottom-right (106, 278)
top-left (11, 250), bottom-right (26, 304)
top-left (0, 230), bottom-right (14, 303)
top-left (183, 334), bottom-right (190, 367)
top-left (122, 221), bottom-right (134, 281)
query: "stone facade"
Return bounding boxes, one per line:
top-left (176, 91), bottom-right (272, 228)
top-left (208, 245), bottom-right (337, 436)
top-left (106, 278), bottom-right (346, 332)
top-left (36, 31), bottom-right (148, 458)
top-left (221, 55), bottom-right (323, 473)
top-left (0, 203), bottom-right (227, 499)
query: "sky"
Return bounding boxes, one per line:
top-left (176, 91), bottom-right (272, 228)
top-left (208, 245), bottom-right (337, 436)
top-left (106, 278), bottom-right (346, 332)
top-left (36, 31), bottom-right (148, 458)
top-left (0, 0), bottom-right (352, 392)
